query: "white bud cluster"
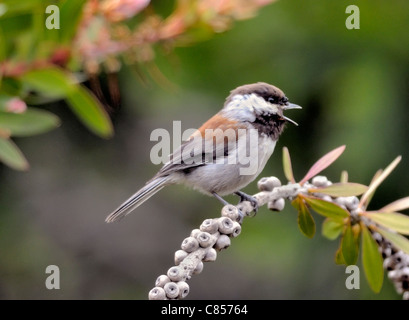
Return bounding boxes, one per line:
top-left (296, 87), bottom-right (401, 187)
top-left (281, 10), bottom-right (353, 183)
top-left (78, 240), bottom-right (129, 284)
top-left (372, 232), bottom-right (409, 299)
top-left (258, 177), bottom-right (285, 211)
top-left (149, 205), bottom-right (242, 300)
top-left (311, 175), bottom-right (332, 188)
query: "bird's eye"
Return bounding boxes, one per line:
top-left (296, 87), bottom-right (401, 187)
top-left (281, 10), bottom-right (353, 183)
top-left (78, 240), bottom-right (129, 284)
top-left (268, 97), bottom-right (276, 104)
top-left (281, 97), bottom-right (289, 104)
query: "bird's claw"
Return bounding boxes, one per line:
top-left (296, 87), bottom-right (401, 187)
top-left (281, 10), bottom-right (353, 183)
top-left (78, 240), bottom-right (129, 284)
top-left (235, 191), bottom-right (258, 215)
top-left (237, 209), bottom-right (245, 223)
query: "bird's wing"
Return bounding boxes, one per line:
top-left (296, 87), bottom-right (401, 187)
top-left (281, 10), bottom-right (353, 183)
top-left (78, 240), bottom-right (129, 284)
top-left (156, 114), bottom-right (246, 177)
top-left (156, 130), bottom-right (216, 177)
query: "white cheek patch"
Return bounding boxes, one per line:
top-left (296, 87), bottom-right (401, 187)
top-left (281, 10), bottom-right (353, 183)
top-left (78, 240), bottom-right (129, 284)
top-left (223, 94), bottom-right (261, 122)
top-left (223, 93), bottom-right (279, 122)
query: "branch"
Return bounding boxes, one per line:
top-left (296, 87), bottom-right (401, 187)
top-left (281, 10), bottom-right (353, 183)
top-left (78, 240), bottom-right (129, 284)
top-left (372, 232), bottom-right (409, 299)
top-left (148, 176), bottom-right (409, 300)
top-left (148, 176), bottom-right (296, 300)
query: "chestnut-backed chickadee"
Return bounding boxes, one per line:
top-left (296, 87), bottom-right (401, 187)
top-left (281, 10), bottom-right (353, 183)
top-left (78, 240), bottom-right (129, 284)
top-left (106, 82), bottom-right (301, 223)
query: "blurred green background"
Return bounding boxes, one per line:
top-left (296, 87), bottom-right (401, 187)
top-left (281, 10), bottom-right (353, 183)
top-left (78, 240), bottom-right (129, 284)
top-left (1, 0), bottom-right (409, 299)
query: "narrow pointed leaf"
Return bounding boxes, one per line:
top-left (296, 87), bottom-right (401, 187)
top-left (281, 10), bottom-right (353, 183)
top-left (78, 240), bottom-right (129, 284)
top-left (342, 223), bottom-right (359, 265)
top-left (364, 212), bottom-right (409, 235)
top-left (359, 156), bottom-right (402, 209)
top-left (322, 218), bottom-right (343, 240)
top-left (0, 137), bottom-right (29, 171)
top-left (292, 198), bottom-right (316, 238)
top-left (379, 197), bottom-right (409, 213)
top-left (299, 145), bottom-right (345, 185)
top-left (282, 147), bottom-right (295, 183)
top-left (376, 227), bottom-right (409, 255)
top-left (335, 242), bottom-right (346, 265)
top-left (60, 0), bottom-right (86, 43)
top-left (20, 67), bottom-right (75, 98)
top-left (0, 109), bottom-right (60, 137)
top-left (302, 196), bottom-right (349, 223)
top-left (340, 170), bottom-right (348, 183)
top-left (66, 86), bottom-right (113, 138)
top-left (21, 67), bottom-right (113, 138)
top-left (361, 224), bottom-right (384, 293)
top-left (298, 208), bottom-right (316, 238)
top-left (362, 169), bottom-right (383, 209)
top-left (309, 183), bottom-right (368, 197)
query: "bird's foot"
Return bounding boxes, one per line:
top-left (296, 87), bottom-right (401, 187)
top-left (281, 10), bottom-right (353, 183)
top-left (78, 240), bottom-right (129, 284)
top-left (212, 192), bottom-right (245, 223)
top-left (235, 191), bottom-right (259, 214)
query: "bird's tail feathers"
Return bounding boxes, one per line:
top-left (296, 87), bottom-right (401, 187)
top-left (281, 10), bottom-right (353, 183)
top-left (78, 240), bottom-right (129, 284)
top-left (105, 176), bottom-right (169, 223)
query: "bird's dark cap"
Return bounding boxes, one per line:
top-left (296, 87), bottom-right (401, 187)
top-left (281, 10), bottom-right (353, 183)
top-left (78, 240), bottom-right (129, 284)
top-left (225, 82), bottom-right (288, 106)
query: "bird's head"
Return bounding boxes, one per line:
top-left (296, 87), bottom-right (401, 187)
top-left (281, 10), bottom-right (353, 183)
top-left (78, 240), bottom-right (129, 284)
top-left (223, 82), bottom-right (301, 138)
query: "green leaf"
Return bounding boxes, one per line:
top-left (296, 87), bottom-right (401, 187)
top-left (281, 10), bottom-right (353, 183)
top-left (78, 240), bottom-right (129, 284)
top-left (299, 145), bottom-right (345, 185)
top-left (0, 94), bottom-right (14, 110)
top-left (0, 0), bottom-right (44, 17)
top-left (359, 156), bottom-right (402, 209)
top-left (1, 78), bottom-right (23, 97)
top-left (0, 109), bottom-right (60, 137)
top-left (293, 198), bottom-right (316, 238)
top-left (0, 136), bottom-right (29, 170)
top-left (60, 0), bottom-right (86, 43)
top-left (342, 223), bottom-right (359, 265)
top-left (365, 212), bottom-right (409, 235)
top-left (302, 196), bottom-right (349, 223)
top-left (309, 183), bottom-right (368, 197)
top-left (282, 147), bottom-right (295, 183)
top-left (20, 67), bottom-right (113, 138)
top-left (0, 24), bottom-right (6, 62)
top-left (335, 242), bottom-right (346, 265)
top-left (361, 224), bottom-right (384, 293)
top-left (66, 86), bottom-right (113, 138)
top-left (380, 196), bottom-right (409, 213)
top-left (322, 218), bottom-right (343, 240)
top-left (20, 67), bottom-right (75, 98)
top-left (23, 94), bottom-right (62, 105)
top-left (376, 227), bottom-right (409, 255)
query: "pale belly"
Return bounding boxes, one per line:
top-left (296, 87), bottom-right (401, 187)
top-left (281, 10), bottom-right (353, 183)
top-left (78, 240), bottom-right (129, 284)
top-left (182, 135), bottom-right (276, 196)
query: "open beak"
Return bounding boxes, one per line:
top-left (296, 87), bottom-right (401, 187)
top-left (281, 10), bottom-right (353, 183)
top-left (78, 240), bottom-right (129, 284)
top-left (283, 116), bottom-right (299, 126)
top-left (283, 103), bottom-right (302, 111)
top-left (282, 103), bottom-right (302, 126)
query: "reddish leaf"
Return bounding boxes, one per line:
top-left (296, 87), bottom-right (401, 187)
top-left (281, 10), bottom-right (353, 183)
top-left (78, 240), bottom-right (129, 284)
top-left (299, 145), bottom-right (346, 185)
